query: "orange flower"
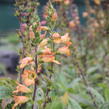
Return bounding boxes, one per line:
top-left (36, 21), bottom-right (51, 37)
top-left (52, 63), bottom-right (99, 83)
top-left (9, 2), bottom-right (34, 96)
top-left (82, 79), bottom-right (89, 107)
top-left (58, 46), bottom-right (71, 56)
top-left (23, 79), bottom-right (35, 86)
top-left (52, 12), bottom-right (58, 21)
top-left (94, 0), bottom-right (100, 5)
top-left (40, 55), bottom-right (54, 62)
top-left (29, 30), bottom-right (35, 39)
top-left (52, 33), bottom-right (61, 43)
top-left (40, 33), bottom-right (46, 39)
top-left (64, 0), bottom-right (70, 5)
top-left (12, 96), bottom-right (29, 109)
top-left (69, 20), bottom-right (76, 28)
top-left (38, 38), bottom-right (48, 49)
top-left (61, 33), bottom-right (70, 43)
top-left (37, 26), bottom-right (49, 31)
top-left (41, 47), bottom-right (53, 55)
top-left (19, 57), bottom-right (33, 69)
top-left (39, 47), bottom-right (60, 64)
top-left (22, 70), bottom-right (36, 86)
top-left (61, 33), bottom-right (72, 46)
top-left (83, 12), bottom-right (89, 17)
top-left (65, 41), bottom-right (72, 47)
top-left (40, 55), bottom-right (60, 64)
top-left (13, 83), bottom-right (31, 93)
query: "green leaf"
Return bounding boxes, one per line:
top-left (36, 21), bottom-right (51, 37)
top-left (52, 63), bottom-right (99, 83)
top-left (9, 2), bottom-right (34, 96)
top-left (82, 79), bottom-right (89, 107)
top-left (87, 87), bottom-right (105, 106)
top-left (46, 98), bottom-right (64, 109)
top-left (36, 88), bottom-right (44, 101)
top-left (69, 97), bottom-right (82, 109)
top-left (104, 88), bottom-right (109, 102)
top-left (100, 102), bottom-right (109, 109)
top-left (0, 86), bottom-right (12, 99)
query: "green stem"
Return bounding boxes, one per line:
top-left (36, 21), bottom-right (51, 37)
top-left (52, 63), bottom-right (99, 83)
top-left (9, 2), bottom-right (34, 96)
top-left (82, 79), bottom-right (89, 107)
top-left (32, 47), bottom-right (38, 109)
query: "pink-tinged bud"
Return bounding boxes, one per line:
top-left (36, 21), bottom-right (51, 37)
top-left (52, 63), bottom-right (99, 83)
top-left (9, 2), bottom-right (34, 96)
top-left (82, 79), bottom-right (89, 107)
top-left (93, 22), bottom-right (99, 28)
top-left (52, 12), bottom-right (58, 21)
top-left (40, 20), bottom-right (47, 25)
top-left (29, 31), bottom-right (35, 39)
top-left (40, 32), bottom-right (46, 39)
top-left (75, 20), bottom-right (80, 25)
top-left (21, 12), bottom-right (29, 16)
top-left (72, 13), bottom-right (78, 18)
top-left (75, 16), bottom-right (79, 20)
top-left (82, 12), bottom-right (89, 17)
top-left (90, 9), bottom-right (95, 14)
top-left (52, 33), bottom-right (60, 38)
top-left (69, 20), bottom-right (76, 28)
top-left (64, 0), bottom-right (70, 5)
top-left (20, 23), bottom-right (27, 33)
top-left (43, 13), bottom-right (48, 19)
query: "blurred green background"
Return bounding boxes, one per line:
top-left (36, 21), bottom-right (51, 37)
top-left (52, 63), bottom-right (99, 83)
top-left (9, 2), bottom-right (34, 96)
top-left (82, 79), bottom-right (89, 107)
top-left (0, 0), bottom-right (90, 33)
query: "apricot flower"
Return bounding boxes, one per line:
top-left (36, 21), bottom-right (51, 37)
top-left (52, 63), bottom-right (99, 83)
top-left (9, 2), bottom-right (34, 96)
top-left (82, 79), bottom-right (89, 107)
top-left (52, 12), bottom-right (58, 21)
top-left (40, 33), bottom-right (46, 39)
top-left (65, 41), bottom-right (72, 47)
top-left (52, 33), bottom-right (61, 43)
top-left (94, 0), bottom-right (100, 5)
top-left (19, 57), bottom-right (33, 69)
top-left (61, 33), bottom-right (72, 46)
top-left (61, 33), bottom-right (70, 43)
top-left (39, 47), bottom-right (60, 64)
top-left (22, 70), bottom-right (36, 86)
top-left (12, 96), bottom-right (29, 109)
top-left (13, 83), bottom-right (31, 93)
top-left (83, 12), bottom-right (89, 17)
top-left (64, 0), bottom-right (70, 5)
top-left (37, 26), bottom-right (49, 31)
top-left (29, 30), bottom-right (35, 39)
top-left (69, 20), bottom-right (76, 28)
top-left (58, 46), bottom-right (71, 56)
top-left (38, 38), bottom-right (48, 49)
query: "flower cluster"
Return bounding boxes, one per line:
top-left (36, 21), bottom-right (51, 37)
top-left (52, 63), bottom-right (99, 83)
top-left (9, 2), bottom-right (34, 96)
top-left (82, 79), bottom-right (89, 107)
top-left (13, 0), bottom-right (72, 108)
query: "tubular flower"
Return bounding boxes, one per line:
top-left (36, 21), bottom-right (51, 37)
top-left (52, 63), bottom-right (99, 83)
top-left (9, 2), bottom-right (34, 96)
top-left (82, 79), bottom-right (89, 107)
top-left (29, 30), bottom-right (35, 39)
top-left (41, 47), bottom-right (53, 55)
top-left (58, 46), bottom-right (71, 56)
top-left (69, 20), bottom-right (76, 28)
top-left (39, 47), bottom-right (60, 64)
top-left (64, 0), bottom-right (70, 5)
top-left (83, 12), bottom-right (89, 17)
top-left (12, 96), bottom-right (29, 109)
top-left (40, 20), bottom-right (47, 25)
top-left (22, 70), bottom-right (36, 86)
top-left (52, 33), bottom-right (61, 43)
top-left (13, 83), bottom-right (31, 93)
top-left (61, 33), bottom-right (70, 43)
top-left (65, 41), bottom-right (72, 47)
top-left (37, 26), bottom-right (49, 31)
top-left (94, 0), bottom-right (100, 5)
top-left (40, 32), bottom-right (46, 39)
top-left (19, 57), bottom-right (33, 69)
top-left (51, 12), bottom-right (58, 21)
top-left (38, 38), bottom-right (48, 49)
top-left (61, 33), bottom-right (72, 46)
top-left (20, 23), bottom-right (27, 33)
